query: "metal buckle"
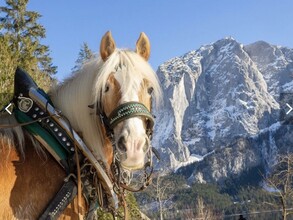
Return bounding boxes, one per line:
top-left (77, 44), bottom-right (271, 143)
top-left (17, 96), bottom-right (33, 112)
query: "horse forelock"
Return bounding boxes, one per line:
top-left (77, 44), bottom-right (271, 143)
top-left (93, 49), bottom-right (162, 109)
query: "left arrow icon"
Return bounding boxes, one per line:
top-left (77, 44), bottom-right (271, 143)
top-left (286, 103), bottom-right (293, 115)
top-left (5, 103), bottom-right (12, 115)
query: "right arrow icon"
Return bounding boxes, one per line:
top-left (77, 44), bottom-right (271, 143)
top-left (286, 103), bottom-right (293, 115)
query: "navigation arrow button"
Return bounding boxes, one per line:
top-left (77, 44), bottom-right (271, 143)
top-left (4, 103), bottom-right (13, 115)
top-left (286, 103), bottom-right (293, 115)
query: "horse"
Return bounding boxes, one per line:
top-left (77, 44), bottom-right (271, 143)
top-left (0, 31), bottom-right (161, 219)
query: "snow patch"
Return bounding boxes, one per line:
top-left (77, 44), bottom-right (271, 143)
top-left (174, 151), bottom-right (215, 172)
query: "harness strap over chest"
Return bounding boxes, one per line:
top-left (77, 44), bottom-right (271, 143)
top-left (39, 178), bottom-right (77, 220)
top-left (13, 67), bottom-right (75, 172)
top-left (12, 68), bottom-right (118, 219)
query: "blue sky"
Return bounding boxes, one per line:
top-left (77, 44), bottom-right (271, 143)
top-left (3, 0), bottom-right (293, 81)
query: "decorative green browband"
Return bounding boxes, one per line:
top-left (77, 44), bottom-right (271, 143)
top-left (108, 102), bottom-right (154, 130)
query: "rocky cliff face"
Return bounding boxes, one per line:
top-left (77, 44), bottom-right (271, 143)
top-left (153, 38), bottom-right (293, 183)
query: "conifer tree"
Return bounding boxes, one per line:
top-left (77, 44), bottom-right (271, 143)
top-left (0, 0), bottom-right (55, 107)
top-left (0, 0), bottom-right (56, 76)
top-left (72, 42), bottom-right (94, 72)
top-left (0, 34), bottom-right (16, 106)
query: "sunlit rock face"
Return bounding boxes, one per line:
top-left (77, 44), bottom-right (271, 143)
top-left (153, 38), bottom-right (293, 183)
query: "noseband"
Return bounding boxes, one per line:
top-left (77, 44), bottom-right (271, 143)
top-left (101, 101), bottom-right (154, 136)
top-left (96, 101), bottom-right (159, 192)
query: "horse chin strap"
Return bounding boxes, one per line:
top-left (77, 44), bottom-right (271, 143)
top-left (97, 101), bottom-right (160, 192)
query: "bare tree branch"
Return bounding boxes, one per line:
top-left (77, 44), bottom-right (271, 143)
top-left (265, 153), bottom-right (293, 220)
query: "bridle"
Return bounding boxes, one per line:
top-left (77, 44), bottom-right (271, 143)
top-left (96, 101), bottom-right (160, 192)
top-left (99, 101), bottom-right (154, 137)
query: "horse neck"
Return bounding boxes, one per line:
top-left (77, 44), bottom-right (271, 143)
top-left (49, 62), bottom-right (107, 162)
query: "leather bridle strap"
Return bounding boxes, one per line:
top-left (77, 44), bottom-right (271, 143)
top-left (106, 101), bottom-right (154, 133)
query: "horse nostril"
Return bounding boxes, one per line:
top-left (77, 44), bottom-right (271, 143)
top-left (117, 136), bottom-right (127, 153)
top-left (143, 138), bottom-right (150, 153)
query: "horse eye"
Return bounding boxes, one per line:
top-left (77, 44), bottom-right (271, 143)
top-left (105, 85), bottom-right (109, 92)
top-left (147, 87), bottom-right (153, 95)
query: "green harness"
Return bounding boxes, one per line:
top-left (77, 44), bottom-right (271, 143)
top-left (9, 67), bottom-right (158, 219)
top-left (11, 68), bottom-right (117, 219)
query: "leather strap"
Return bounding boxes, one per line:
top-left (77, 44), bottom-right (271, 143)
top-left (39, 178), bottom-right (77, 220)
top-left (108, 102), bottom-right (154, 130)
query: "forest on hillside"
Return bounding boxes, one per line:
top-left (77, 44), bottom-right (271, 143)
top-left (135, 164), bottom-right (293, 220)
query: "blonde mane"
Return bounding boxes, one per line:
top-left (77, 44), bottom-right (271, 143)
top-left (49, 49), bottom-right (162, 162)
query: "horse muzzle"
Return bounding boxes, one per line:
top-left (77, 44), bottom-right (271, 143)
top-left (97, 101), bottom-right (157, 191)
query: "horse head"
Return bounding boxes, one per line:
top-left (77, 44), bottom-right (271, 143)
top-left (50, 31), bottom-right (161, 190)
top-left (97, 31), bottom-right (160, 172)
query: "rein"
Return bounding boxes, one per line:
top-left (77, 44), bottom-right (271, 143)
top-left (0, 110), bottom-right (56, 128)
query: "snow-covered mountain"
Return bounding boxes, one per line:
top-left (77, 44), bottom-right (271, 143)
top-left (153, 37), bottom-right (293, 183)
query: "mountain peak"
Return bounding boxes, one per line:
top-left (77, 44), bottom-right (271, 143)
top-left (218, 36), bottom-right (239, 45)
top-left (154, 38), bottom-right (292, 184)
top-left (224, 36), bottom-right (236, 41)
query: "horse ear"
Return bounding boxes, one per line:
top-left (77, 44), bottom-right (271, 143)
top-left (100, 31), bottom-right (116, 61)
top-left (136, 32), bottom-right (150, 61)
